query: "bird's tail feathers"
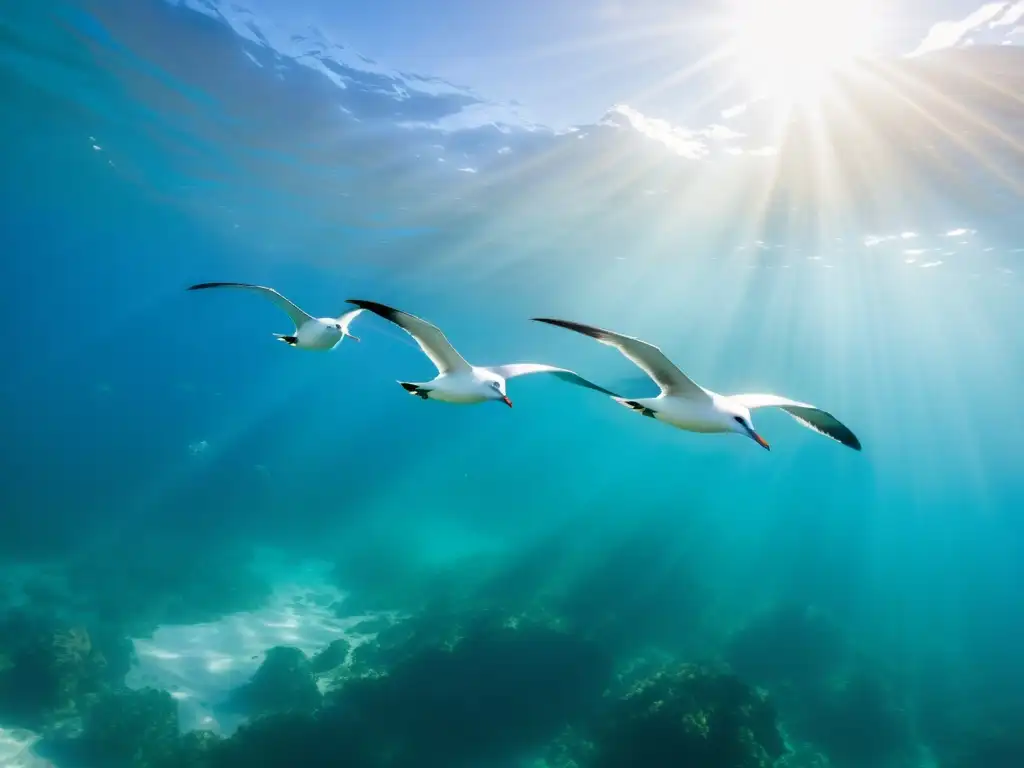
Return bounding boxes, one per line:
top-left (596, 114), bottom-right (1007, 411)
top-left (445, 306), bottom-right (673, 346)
top-left (614, 396), bottom-right (657, 418)
top-left (274, 334), bottom-right (298, 346)
top-left (399, 381), bottom-right (429, 399)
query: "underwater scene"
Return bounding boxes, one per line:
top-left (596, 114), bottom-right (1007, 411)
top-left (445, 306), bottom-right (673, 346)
top-left (2, 0), bottom-right (1024, 766)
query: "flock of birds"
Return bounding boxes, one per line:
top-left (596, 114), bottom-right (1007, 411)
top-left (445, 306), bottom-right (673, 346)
top-left (187, 282), bottom-right (862, 453)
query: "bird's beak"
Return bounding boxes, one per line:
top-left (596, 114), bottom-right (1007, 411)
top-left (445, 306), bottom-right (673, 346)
top-left (502, 395), bottom-right (513, 408)
top-left (347, 334), bottom-right (360, 342)
top-left (749, 429), bottom-right (770, 451)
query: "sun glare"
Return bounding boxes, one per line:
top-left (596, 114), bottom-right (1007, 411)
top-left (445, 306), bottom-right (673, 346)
top-left (727, 0), bottom-right (880, 104)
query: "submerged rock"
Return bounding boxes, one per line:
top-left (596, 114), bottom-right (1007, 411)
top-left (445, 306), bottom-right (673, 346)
top-left (61, 688), bottom-right (178, 766)
top-left (225, 646), bottom-right (322, 718)
top-left (591, 661), bottom-right (787, 768)
top-left (309, 639), bottom-right (350, 675)
top-left (0, 613), bottom-right (123, 729)
top-left (36, 687), bottom-right (221, 768)
top-left (214, 608), bottom-right (612, 767)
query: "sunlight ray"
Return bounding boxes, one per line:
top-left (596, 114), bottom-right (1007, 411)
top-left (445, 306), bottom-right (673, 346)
top-left (872, 63), bottom-right (1024, 197)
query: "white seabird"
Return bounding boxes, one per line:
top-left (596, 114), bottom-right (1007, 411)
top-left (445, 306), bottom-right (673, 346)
top-left (187, 282), bottom-right (364, 350)
top-left (346, 299), bottom-right (619, 407)
top-left (533, 317), bottom-right (861, 451)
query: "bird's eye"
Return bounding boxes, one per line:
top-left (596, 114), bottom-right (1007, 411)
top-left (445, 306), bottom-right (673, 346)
top-left (733, 416), bottom-right (745, 425)
top-left (492, 381), bottom-right (501, 389)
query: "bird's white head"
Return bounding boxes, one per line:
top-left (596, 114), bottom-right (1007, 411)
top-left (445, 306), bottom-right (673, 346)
top-left (483, 375), bottom-right (512, 408)
top-left (721, 401), bottom-right (771, 451)
top-left (317, 317), bottom-right (359, 341)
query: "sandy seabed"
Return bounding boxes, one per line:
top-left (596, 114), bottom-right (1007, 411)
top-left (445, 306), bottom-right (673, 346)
top-left (2, 554), bottom-right (385, 766)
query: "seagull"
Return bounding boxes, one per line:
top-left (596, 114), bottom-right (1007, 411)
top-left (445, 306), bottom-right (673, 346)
top-left (532, 317), bottom-right (861, 451)
top-left (346, 299), bottom-right (620, 407)
top-left (187, 282), bottom-right (364, 350)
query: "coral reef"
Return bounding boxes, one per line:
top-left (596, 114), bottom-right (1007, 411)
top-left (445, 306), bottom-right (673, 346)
top-left (344, 604), bottom-right (568, 678)
top-left (2, 527), bottom-right (977, 768)
top-left (2, 577), bottom-right (914, 768)
top-left (0, 611), bottom-right (130, 730)
top-left (0, 609), bottom-right (216, 767)
top-left (40, 692), bottom-right (211, 768)
top-left (211, 607), bottom-right (613, 767)
top-left (39, 687), bottom-right (220, 768)
top-left (723, 603), bottom-right (918, 768)
top-left (16, 603), bottom-right (610, 768)
top-left (589, 661), bottom-right (786, 768)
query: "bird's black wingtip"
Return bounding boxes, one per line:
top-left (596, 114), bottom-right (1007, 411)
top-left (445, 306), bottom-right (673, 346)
top-left (187, 281), bottom-right (249, 292)
top-left (816, 417), bottom-right (862, 452)
top-left (835, 427), bottom-right (863, 452)
top-left (532, 317), bottom-right (606, 340)
top-left (532, 317), bottom-right (575, 329)
top-left (549, 370), bottom-right (622, 400)
top-left (346, 299), bottom-right (399, 318)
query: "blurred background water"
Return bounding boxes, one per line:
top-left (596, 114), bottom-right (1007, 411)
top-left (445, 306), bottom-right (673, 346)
top-left (1, 1), bottom-right (1023, 767)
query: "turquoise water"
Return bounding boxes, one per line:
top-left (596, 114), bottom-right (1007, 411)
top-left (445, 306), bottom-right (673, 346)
top-left (2, 2), bottom-right (1023, 767)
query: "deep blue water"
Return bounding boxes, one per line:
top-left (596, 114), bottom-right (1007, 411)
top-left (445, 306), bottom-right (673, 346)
top-left (2, 2), bottom-right (1024, 767)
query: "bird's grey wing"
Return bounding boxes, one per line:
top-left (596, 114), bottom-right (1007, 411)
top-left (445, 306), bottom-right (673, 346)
top-left (336, 307), bottom-right (365, 333)
top-left (531, 317), bottom-right (709, 400)
top-left (188, 282), bottom-right (314, 327)
top-left (732, 393), bottom-right (862, 451)
top-left (489, 363), bottom-right (621, 397)
top-left (346, 299), bottom-right (471, 374)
